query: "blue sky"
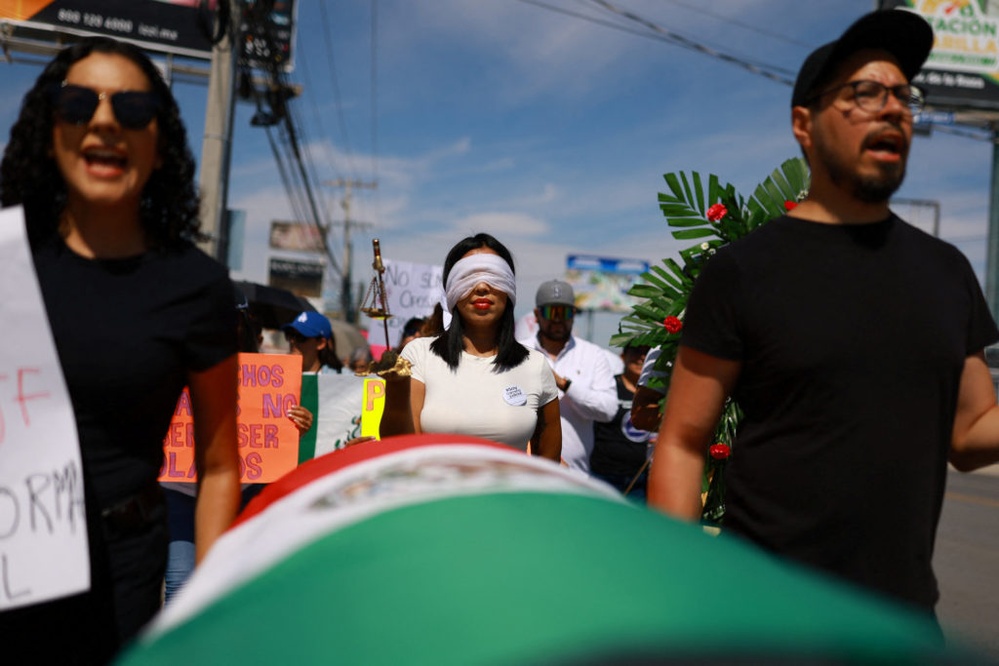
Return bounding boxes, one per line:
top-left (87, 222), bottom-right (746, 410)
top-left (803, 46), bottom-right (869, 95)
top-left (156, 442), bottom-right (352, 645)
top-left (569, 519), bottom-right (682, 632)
top-left (1, 0), bottom-right (995, 348)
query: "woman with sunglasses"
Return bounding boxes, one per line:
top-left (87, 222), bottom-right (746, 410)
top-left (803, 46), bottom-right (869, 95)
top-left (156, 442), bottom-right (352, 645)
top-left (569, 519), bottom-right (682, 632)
top-left (380, 233), bottom-right (561, 461)
top-left (1, 37), bottom-right (239, 661)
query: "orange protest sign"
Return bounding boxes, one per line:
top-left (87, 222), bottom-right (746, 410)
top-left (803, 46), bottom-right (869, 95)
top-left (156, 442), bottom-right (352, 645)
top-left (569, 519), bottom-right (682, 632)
top-left (159, 353), bottom-right (303, 484)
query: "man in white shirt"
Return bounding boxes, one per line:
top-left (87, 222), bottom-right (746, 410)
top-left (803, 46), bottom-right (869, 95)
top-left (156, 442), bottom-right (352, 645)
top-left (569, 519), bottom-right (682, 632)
top-left (520, 280), bottom-right (617, 475)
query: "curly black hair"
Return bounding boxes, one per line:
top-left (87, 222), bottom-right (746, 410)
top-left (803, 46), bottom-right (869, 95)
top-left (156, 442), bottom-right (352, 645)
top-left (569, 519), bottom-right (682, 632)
top-left (430, 232), bottom-right (529, 372)
top-left (0, 36), bottom-right (202, 249)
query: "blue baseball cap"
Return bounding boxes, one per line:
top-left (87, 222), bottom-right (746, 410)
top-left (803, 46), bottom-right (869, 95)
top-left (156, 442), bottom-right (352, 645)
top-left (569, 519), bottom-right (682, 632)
top-left (282, 311), bottom-right (333, 339)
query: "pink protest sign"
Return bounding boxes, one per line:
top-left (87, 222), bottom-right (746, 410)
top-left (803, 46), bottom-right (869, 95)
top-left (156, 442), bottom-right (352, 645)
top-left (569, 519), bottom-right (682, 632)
top-left (159, 353), bottom-right (303, 484)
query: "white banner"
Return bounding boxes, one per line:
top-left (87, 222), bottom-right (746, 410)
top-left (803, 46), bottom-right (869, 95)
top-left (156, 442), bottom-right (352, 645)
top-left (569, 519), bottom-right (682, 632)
top-left (0, 207), bottom-right (89, 611)
top-left (366, 260), bottom-right (442, 349)
top-left (313, 373), bottom-right (368, 457)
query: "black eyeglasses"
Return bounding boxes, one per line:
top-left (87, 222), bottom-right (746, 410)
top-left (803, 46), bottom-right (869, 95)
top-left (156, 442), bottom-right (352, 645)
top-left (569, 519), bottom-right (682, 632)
top-left (806, 80), bottom-right (925, 115)
top-left (50, 82), bottom-right (161, 130)
top-left (539, 305), bottom-right (576, 321)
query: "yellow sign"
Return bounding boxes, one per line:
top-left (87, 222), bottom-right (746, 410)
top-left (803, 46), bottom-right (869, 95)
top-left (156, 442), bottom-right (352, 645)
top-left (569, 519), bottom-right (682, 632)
top-left (361, 378), bottom-right (386, 439)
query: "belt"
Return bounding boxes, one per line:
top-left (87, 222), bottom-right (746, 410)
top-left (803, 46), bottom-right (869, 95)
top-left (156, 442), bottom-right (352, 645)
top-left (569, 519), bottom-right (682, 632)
top-left (101, 483), bottom-right (165, 538)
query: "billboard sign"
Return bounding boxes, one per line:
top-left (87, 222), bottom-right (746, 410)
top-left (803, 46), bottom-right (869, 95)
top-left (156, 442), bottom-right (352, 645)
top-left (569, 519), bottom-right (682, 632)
top-left (1, 0), bottom-right (221, 60)
top-left (1, 1), bottom-right (296, 66)
top-left (269, 220), bottom-right (325, 253)
top-left (564, 255), bottom-right (649, 313)
top-left (269, 258), bottom-right (323, 298)
top-left (880, 0), bottom-right (999, 111)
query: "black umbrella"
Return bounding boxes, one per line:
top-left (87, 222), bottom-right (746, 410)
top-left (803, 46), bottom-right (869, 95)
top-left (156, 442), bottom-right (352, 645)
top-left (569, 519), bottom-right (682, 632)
top-left (233, 280), bottom-right (316, 330)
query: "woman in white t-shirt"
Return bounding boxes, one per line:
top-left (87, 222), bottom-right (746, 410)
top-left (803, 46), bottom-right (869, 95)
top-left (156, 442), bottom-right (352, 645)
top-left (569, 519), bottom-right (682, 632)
top-left (387, 233), bottom-right (561, 460)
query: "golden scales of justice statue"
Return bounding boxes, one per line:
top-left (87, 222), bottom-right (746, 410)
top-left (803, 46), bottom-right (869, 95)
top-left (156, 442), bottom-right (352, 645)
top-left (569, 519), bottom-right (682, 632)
top-left (359, 239), bottom-right (411, 377)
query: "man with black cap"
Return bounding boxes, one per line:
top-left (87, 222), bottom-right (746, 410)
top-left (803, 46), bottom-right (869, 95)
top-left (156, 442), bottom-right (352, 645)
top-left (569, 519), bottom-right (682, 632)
top-left (648, 9), bottom-right (999, 617)
top-left (520, 279), bottom-right (617, 475)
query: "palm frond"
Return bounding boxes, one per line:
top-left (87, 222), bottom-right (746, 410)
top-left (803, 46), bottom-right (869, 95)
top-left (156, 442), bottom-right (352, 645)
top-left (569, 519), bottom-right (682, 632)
top-left (615, 157), bottom-right (810, 524)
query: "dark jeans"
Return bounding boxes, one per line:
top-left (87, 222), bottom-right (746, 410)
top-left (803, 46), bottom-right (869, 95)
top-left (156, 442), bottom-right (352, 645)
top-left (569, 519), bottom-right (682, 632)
top-left (1, 486), bottom-right (168, 665)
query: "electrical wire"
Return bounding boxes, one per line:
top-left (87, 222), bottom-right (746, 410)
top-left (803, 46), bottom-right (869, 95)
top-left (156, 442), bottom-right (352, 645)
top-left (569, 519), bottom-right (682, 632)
top-left (586, 0), bottom-right (795, 84)
top-left (932, 123), bottom-right (996, 143)
top-left (369, 0), bottom-right (381, 223)
top-left (521, 0), bottom-right (993, 142)
top-left (243, 1), bottom-right (344, 277)
top-left (513, 0), bottom-right (696, 46)
top-left (658, 0), bottom-right (813, 49)
top-left (295, 34), bottom-right (348, 187)
top-left (318, 0), bottom-right (359, 181)
top-left (512, 0), bottom-right (795, 84)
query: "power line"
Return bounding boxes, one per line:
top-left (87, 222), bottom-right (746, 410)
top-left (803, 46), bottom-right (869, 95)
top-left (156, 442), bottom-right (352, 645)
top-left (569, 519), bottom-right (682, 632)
top-left (295, 29), bottom-right (347, 188)
top-left (370, 0), bottom-right (381, 223)
top-left (511, 0), bottom-right (795, 84)
top-left (659, 0), bottom-right (813, 49)
top-left (932, 123), bottom-right (996, 143)
top-left (318, 0), bottom-right (359, 180)
top-left (586, 0), bottom-right (795, 85)
top-left (513, 0), bottom-right (693, 44)
top-left (241, 1), bottom-right (343, 278)
top-left (516, 0), bottom-right (994, 143)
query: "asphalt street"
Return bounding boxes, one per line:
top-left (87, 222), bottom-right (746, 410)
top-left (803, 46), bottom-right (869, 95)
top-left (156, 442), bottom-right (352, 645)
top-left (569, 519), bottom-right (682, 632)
top-left (935, 465), bottom-right (999, 660)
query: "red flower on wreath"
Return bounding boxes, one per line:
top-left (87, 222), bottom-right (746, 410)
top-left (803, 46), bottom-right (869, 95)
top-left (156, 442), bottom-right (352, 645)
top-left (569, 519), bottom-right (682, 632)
top-left (663, 315), bottom-right (683, 334)
top-left (709, 443), bottom-right (731, 460)
top-left (706, 203), bottom-right (728, 222)
top-left (784, 200), bottom-right (798, 211)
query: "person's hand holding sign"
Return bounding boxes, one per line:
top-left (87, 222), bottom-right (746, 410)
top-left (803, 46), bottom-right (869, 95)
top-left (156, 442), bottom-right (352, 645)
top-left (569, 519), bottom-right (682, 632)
top-left (287, 405), bottom-right (314, 434)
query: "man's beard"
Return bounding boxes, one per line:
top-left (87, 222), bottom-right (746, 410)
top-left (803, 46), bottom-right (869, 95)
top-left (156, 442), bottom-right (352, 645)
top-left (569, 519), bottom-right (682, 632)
top-left (818, 126), bottom-right (907, 204)
top-left (539, 325), bottom-right (571, 344)
top-left (829, 159), bottom-right (905, 203)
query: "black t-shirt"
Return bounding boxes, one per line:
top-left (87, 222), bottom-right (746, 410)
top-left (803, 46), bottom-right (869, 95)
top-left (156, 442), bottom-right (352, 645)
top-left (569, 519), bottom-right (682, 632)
top-left (681, 214), bottom-right (999, 610)
top-left (33, 237), bottom-right (237, 509)
top-left (590, 375), bottom-right (652, 477)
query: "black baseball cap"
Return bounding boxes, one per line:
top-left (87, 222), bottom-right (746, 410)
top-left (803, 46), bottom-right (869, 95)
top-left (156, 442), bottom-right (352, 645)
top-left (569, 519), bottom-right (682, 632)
top-left (791, 10), bottom-right (933, 108)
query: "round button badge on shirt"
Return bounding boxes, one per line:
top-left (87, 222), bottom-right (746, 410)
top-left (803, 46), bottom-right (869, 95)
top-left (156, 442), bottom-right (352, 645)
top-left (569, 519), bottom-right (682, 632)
top-left (503, 386), bottom-right (527, 406)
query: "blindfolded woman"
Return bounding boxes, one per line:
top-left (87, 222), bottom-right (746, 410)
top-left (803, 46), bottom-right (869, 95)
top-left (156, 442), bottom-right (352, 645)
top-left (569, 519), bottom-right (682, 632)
top-left (381, 233), bottom-right (560, 461)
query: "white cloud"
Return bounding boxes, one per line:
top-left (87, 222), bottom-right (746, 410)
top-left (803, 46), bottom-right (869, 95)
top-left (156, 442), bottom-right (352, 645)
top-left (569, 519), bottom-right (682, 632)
top-left (450, 211), bottom-right (549, 237)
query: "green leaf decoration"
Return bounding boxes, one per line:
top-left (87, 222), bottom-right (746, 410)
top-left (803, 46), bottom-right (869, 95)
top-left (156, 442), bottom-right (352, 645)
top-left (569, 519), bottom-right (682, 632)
top-left (615, 157), bottom-right (809, 525)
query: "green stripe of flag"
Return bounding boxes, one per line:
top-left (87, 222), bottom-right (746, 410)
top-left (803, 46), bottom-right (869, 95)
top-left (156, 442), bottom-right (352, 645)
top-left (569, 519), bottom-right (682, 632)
top-left (297, 373), bottom-right (319, 463)
top-left (122, 492), bottom-right (964, 665)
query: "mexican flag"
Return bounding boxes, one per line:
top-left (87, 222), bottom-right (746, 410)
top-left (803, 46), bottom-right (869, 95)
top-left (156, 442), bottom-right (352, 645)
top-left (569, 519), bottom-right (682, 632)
top-left (121, 435), bottom-right (969, 665)
top-left (297, 372), bottom-right (371, 461)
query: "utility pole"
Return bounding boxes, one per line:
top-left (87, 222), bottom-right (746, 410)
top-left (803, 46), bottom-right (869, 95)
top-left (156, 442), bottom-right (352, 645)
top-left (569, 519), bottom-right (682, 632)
top-left (326, 179), bottom-right (377, 322)
top-left (988, 132), bottom-right (999, 318)
top-left (197, 0), bottom-right (238, 263)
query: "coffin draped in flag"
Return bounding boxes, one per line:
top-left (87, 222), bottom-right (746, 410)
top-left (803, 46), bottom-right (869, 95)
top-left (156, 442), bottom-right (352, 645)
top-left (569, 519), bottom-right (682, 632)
top-left (121, 435), bottom-right (974, 665)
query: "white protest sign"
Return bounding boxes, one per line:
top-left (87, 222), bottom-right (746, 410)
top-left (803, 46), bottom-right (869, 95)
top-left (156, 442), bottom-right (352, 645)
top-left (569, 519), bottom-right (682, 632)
top-left (367, 260), bottom-right (442, 348)
top-left (0, 206), bottom-right (89, 611)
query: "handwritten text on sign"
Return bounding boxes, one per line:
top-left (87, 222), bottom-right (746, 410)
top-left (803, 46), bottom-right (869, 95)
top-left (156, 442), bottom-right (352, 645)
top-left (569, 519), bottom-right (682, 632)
top-left (159, 353), bottom-right (303, 484)
top-left (373, 260), bottom-right (442, 348)
top-left (0, 206), bottom-right (90, 612)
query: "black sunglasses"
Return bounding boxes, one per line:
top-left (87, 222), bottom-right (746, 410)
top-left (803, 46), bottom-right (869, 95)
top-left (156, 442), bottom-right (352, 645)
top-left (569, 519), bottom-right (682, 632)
top-left (50, 82), bottom-right (161, 130)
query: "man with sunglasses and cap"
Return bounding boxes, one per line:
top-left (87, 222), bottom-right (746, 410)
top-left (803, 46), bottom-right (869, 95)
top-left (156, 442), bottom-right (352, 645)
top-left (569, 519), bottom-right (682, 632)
top-left (520, 279), bottom-right (617, 475)
top-left (648, 10), bottom-right (999, 619)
